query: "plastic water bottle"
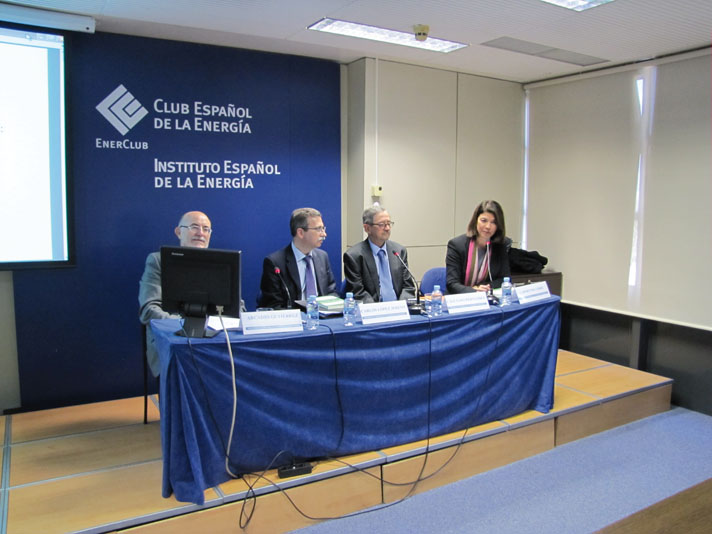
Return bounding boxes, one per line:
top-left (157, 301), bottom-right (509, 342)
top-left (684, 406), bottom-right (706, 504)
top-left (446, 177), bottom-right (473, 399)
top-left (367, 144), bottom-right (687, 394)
top-left (501, 277), bottom-right (512, 306)
top-left (306, 295), bottom-right (319, 330)
top-left (431, 285), bottom-right (443, 317)
top-left (343, 292), bottom-right (356, 326)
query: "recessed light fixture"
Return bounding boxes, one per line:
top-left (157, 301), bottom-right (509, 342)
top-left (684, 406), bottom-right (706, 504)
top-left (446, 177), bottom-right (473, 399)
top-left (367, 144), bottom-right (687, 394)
top-left (482, 36), bottom-right (608, 66)
top-left (308, 18), bottom-right (468, 53)
top-left (538, 0), bottom-right (617, 11)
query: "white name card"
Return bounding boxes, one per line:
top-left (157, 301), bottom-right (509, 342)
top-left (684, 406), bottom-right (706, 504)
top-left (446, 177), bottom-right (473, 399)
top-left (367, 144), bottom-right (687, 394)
top-left (240, 309), bottom-right (303, 335)
top-left (515, 281), bottom-right (551, 304)
top-left (358, 300), bottom-right (410, 325)
top-left (443, 292), bottom-right (490, 314)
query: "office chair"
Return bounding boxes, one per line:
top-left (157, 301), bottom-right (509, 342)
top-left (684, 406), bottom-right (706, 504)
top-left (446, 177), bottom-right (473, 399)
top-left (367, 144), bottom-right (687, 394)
top-left (339, 279), bottom-right (348, 298)
top-left (142, 323), bottom-right (148, 424)
top-left (420, 267), bottom-right (447, 295)
top-left (142, 324), bottom-right (160, 424)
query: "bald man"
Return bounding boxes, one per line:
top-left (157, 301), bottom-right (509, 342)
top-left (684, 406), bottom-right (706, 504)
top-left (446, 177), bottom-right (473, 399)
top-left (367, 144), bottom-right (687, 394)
top-left (138, 211), bottom-right (212, 376)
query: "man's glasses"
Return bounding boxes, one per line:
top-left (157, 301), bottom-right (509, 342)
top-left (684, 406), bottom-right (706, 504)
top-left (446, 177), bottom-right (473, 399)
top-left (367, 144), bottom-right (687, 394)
top-left (305, 226), bottom-right (327, 233)
top-left (180, 224), bottom-right (212, 234)
top-left (370, 221), bottom-right (395, 229)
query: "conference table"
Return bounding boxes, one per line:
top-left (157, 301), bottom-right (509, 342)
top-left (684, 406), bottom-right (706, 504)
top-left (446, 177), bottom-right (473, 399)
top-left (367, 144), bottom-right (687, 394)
top-left (153, 296), bottom-right (561, 504)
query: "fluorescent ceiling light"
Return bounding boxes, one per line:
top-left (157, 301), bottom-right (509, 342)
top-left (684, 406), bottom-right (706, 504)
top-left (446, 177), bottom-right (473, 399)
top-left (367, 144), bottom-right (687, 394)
top-left (308, 18), bottom-right (467, 53)
top-left (0, 3), bottom-right (95, 33)
top-left (538, 0), bottom-right (616, 11)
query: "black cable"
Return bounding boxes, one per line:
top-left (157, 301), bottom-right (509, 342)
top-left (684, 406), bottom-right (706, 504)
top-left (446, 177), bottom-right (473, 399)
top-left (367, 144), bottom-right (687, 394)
top-left (234, 306), bottom-right (507, 527)
top-left (247, 314), bottom-right (470, 526)
top-left (238, 448), bottom-right (293, 528)
top-left (320, 304), bottom-right (509, 495)
top-left (321, 322), bottom-right (346, 450)
top-left (469, 303), bottom-right (506, 423)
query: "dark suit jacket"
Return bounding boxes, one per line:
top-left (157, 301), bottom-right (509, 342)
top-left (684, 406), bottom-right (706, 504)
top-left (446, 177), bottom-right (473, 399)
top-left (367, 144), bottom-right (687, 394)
top-left (446, 234), bottom-right (510, 294)
top-left (343, 239), bottom-right (416, 303)
top-left (258, 244), bottom-right (337, 309)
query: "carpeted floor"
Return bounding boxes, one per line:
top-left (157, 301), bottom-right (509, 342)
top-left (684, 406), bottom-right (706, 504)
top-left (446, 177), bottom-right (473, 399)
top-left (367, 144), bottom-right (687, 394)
top-left (292, 407), bottom-right (712, 534)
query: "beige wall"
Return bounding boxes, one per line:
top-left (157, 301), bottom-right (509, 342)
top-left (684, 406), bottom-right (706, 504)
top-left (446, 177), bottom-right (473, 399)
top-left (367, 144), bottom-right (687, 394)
top-left (456, 74), bottom-right (524, 247)
top-left (1, 270), bottom-right (21, 411)
top-left (344, 60), bottom-right (524, 281)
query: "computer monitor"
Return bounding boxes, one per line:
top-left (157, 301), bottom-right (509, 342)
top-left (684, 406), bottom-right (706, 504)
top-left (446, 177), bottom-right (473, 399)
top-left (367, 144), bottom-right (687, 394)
top-left (160, 246), bottom-right (242, 338)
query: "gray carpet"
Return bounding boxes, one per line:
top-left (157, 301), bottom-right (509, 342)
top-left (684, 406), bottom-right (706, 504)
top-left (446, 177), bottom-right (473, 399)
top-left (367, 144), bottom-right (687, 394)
top-left (292, 407), bottom-right (712, 533)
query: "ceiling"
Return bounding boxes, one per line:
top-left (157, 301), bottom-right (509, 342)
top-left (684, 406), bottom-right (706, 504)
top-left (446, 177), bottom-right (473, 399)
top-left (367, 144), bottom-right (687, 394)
top-left (3, 0), bottom-right (711, 83)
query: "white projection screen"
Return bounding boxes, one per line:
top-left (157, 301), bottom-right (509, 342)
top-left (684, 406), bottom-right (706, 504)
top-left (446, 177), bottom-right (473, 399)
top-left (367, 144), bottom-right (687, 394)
top-left (527, 53), bottom-right (711, 331)
top-left (0, 24), bottom-right (72, 269)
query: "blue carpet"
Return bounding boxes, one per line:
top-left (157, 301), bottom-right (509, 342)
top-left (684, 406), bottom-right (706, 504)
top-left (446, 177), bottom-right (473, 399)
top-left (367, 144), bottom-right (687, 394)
top-left (292, 407), bottom-right (712, 533)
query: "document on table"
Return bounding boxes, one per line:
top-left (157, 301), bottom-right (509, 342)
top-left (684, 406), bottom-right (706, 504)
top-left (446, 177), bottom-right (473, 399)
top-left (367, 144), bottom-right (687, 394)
top-left (206, 316), bottom-right (241, 331)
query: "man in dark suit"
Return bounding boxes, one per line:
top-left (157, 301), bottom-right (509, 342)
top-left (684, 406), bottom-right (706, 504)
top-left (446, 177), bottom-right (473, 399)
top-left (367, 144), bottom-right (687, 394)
top-left (343, 205), bottom-right (416, 303)
top-left (258, 207), bottom-right (338, 309)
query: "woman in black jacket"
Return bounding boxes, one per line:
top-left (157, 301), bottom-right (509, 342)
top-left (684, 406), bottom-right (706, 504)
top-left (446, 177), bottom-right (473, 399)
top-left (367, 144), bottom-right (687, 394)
top-left (446, 200), bottom-right (510, 294)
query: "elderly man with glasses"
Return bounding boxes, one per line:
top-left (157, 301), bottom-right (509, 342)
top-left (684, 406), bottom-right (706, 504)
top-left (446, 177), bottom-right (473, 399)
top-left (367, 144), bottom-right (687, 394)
top-left (138, 210), bottom-right (212, 376)
top-left (258, 207), bottom-right (338, 310)
top-left (343, 205), bottom-right (416, 304)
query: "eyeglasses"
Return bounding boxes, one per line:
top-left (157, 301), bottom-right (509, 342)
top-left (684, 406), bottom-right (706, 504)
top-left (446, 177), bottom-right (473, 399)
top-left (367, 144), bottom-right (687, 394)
top-left (304, 226), bottom-right (327, 233)
top-left (370, 220), bottom-right (395, 228)
top-left (180, 224), bottom-right (212, 234)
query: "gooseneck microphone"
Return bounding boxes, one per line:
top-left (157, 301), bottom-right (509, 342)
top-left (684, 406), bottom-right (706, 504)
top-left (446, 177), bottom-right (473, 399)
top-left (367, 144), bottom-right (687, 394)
top-left (486, 241), bottom-right (492, 287)
top-left (485, 241), bottom-right (499, 304)
top-left (274, 266), bottom-right (292, 308)
top-left (393, 251), bottom-right (422, 311)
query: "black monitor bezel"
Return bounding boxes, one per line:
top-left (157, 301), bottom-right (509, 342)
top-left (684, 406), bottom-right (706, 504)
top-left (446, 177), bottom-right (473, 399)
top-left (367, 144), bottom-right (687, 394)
top-left (160, 246), bottom-right (242, 326)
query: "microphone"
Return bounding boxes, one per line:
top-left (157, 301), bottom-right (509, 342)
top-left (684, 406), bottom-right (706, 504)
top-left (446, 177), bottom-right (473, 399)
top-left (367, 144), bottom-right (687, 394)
top-left (486, 241), bottom-right (492, 286)
top-left (485, 241), bottom-right (499, 305)
top-left (274, 266), bottom-right (292, 308)
top-left (393, 251), bottom-right (422, 313)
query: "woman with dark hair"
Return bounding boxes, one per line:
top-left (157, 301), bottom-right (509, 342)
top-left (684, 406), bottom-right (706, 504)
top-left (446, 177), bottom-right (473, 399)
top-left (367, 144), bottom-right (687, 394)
top-left (446, 200), bottom-right (510, 294)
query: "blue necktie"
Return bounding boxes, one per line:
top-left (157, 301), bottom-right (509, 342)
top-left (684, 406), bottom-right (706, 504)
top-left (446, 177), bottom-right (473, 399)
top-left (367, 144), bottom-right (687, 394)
top-left (378, 249), bottom-right (397, 302)
top-left (304, 254), bottom-right (317, 299)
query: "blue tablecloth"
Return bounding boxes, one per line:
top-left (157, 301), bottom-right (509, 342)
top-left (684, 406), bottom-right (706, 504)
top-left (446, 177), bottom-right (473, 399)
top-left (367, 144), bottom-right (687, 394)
top-left (153, 296), bottom-right (560, 504)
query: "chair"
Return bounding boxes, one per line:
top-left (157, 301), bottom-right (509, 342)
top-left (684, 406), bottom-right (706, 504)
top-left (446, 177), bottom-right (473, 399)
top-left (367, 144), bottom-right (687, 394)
top-left (420, 267), bottom-right (446, 295)
top-left (142, 323), bottom-right (149, 424)
top-left (142, 323), bottom-right (159, 424)
top-left (339, 279), bottom-right (348, 298)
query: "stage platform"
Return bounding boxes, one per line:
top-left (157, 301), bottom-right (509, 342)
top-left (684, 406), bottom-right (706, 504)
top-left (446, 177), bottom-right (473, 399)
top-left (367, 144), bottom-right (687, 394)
top-left (0, 350), bottom-right (672, 533)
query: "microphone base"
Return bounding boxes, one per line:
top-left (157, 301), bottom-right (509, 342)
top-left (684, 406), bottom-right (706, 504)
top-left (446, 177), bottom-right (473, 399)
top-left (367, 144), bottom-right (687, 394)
top-left (406, 299), bottom-right (424, 315)
top-left (487, 294), bottom-right (500, 306)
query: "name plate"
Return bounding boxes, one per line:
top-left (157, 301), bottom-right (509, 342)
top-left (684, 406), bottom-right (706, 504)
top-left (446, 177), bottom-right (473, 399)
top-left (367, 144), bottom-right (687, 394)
top-left (515, 281), bottom-right (551, 304)
top-left (240, 309), bottom-right (303, 335)
top-left (443, 292), bottom-right (490, 314)
top-left (358, 300), bottom-right (410, 325)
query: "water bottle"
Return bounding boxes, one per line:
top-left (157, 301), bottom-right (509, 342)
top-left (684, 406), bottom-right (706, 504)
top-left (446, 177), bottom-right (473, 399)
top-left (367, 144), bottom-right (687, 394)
top-left (431, 285), bottom-right (443, 317)
top-left (501, 277), bottom-right (512, 306)
top-left (306, 295), bottom-right (319, 330)
top-left (343, 292), bottom-right (356, 326)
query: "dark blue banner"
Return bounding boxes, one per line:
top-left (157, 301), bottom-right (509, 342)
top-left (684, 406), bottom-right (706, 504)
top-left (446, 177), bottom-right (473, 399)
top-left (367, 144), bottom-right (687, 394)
top-left (14, 32), bottom-right (341, 409)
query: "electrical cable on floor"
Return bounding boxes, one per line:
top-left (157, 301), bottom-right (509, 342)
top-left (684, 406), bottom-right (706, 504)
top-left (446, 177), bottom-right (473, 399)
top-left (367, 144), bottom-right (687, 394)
top-left (234, 304), bottom-right (508, 527)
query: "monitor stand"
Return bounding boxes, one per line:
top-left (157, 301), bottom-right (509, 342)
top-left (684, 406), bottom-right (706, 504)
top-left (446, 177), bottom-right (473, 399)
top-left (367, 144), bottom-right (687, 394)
top-left (175, 315), bottom-right (219, 338)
